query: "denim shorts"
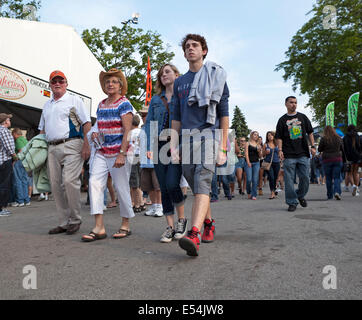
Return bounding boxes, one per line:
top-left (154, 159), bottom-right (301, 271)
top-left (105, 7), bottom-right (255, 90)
top-left (235, 157), bottom-right (246, 170)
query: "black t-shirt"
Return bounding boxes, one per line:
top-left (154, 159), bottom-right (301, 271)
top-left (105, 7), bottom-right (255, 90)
top-left (275, 112), bottom-right (313, 159)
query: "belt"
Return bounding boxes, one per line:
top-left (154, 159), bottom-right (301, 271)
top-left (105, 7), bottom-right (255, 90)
top-left (48, 136), bottom-right (82, 146)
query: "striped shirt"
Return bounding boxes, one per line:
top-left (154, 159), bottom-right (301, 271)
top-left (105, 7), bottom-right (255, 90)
top-left (97, 96), bottom-right (134, 158)
top-left (0, 125), bottom-right (15, 165)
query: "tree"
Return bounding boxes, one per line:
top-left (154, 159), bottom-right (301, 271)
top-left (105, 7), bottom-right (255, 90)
top-left (275, 0), bottom-right (362, 129)
top-left (231, 106), bottom-right (251, 139)
top-left (82, 24), bottom-right (175, 110)
top-left (0, 0), bottom-right (41, 20)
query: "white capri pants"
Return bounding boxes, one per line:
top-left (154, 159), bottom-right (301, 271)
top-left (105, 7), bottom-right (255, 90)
top-left (89, 152), bottom-right (135, 218)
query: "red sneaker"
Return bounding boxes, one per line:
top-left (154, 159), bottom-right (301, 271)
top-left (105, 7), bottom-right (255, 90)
top-left (201, 219), bottom-right (215, 243)
top-left (179, 227), bottom-right (201, 256)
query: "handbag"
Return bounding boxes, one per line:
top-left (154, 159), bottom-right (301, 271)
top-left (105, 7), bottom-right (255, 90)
top-left (261, 147), bottom-right (275, 171)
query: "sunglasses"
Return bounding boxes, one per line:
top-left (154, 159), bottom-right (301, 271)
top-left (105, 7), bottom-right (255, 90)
top-left (51, 79), bottom-right (66, 85)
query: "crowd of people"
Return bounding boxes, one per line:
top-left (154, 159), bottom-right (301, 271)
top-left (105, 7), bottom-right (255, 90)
top-left (0, 33), bottom-right (361, 258)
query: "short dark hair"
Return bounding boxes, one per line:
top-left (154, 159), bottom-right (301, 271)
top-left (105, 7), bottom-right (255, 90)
top-left (311, 146), bottom-right (316, 149)
top-left (132, 114), bottom-right (140, 127)
top-left (181, 34), bottom-right (208, 60)
top-left (285, 96), bottom-right (297, 103)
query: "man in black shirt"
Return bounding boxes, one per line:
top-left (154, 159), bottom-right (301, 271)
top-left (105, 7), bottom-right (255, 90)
top-left (275, 96), bottom-right (315, 212)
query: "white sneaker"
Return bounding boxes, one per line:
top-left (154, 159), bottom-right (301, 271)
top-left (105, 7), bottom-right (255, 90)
top-left (45, 194), bottom-right (49, 201)
top-left (145, 206), bottom-right (156, 216)
top-left (160, 226), bottom-right (175, 243)
top-left (38, 193), bottom-right (45, 201)
top-left (153, 205), bottom-right (164, 217)
top-left (11, 202), bottom-right (24, 207)
top-left (174, 218), bottom-right (188, 240)
top-left (352, 185), bottom-right (357, 196)
top-left (25, 202), bottom-right (31, 206)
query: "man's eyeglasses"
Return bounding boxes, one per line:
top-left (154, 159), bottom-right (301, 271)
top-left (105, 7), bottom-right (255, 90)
top-left (51, 79), bottom-right (66, 85)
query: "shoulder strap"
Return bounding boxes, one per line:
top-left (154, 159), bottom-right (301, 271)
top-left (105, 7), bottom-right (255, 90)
top-left (160, 96), bottom-right (170, 114)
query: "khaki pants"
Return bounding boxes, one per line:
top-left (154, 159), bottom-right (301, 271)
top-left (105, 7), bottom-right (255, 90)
top-left (47, 139), bottom-right (84, 227)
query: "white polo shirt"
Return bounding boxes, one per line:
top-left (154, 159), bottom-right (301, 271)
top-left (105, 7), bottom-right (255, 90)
top-left (38, 92), bottom-right (91, 142)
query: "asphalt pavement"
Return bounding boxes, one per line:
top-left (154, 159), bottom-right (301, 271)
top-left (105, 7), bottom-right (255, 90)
top-left (0, 183), bottom-right (361, 300)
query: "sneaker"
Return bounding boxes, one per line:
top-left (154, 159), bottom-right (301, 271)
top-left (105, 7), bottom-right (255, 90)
top-left (352, 185), bottom-right (357, 196)
top-left (160, 226), bottom-right (175, 243)
top-left (174, 218), bottom-right (188, 240)
top-left (334, 193), bottom-right (341, 200)
top-left (38, 193), bottom-right (45, 201)
top-left (343, 186), bottom-right (350, 192)
top-left (298, 198), bottom-right (307, 207)
top-left (153, 205), bottom-right (164, 217)
top-left (356, 191), bottom-right (360, 197)
top-left (179, 227), bottom-right (201, 257)
top-left (288, 204), bottom-right (297, 212)
top-left (258, 188), bottom-right (263, 196)
top-left (202, 219), bottom-right (215, 243)
top-left (210, 199), bottom-right (218, 203)
top-left (25, 202), bottom-right (31, 206)
top-left (0, 209), bottom-right (11, 217)
top-left (45, 194), bottom-right (49, 201)
top-left (11, 202), bottom-right (24, 207)
top-left (145, 206), bottom-right (156, 216)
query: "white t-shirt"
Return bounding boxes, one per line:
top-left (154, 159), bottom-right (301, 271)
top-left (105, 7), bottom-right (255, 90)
top-left (38, 92), bottom-right (90, 142)
top-left (129, 128), bottom-right (141, 156)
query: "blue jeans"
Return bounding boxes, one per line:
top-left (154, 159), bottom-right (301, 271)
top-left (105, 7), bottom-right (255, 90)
top-left (211, 162), bottom-right (234, 200)
top-left (245, 161), bottom-right (260, 198)
top-left (323, 161), bottom-right (342, 199)
top-left (267, 162), bottom-right (280, 192)
top-left (12, 160), bottom-right (30, 204)
top-left (283, 157), bottom-right (310, 206)
top-left (154, 160), bottom-right (184, 216)
top-left (211, 170), bottom-right (219, 200)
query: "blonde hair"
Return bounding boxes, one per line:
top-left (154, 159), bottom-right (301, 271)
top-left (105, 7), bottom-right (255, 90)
top-left (155, 64), bottom-right (180, 94)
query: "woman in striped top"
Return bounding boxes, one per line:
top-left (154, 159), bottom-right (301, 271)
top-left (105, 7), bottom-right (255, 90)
top-left (82, 68), bottom-right (135, 242)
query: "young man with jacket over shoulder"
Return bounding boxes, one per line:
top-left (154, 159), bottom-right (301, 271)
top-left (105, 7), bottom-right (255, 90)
top-left (171, 34), bottom-right (230, 256)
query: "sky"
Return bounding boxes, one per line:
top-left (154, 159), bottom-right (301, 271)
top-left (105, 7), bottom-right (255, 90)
top-left (38, 0), bottom-right (318, 139)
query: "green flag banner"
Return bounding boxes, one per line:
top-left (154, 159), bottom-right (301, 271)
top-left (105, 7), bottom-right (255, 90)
top-left (347, 92), bottom-right (360, 126)
top-left (325, 101), bottom-right (335, 127)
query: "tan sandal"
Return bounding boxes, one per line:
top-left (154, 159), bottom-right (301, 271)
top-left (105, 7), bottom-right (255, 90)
top-left (82, 231), bottom-right (107, 242)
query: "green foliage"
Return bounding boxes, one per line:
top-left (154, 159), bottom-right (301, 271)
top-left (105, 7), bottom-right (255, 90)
top-left (0, 0), bottom-right (41, 20)
top-left (275, 0), bottom-right (362, 130)
top-left (231, 106), bottom-right (251, 139)
top-left (82, 24), bottom-right (175, 110)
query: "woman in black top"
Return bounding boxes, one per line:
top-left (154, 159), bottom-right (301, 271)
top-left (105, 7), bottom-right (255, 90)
top-left (245, 131), bottom-right (262, 200)
top-left (343, 125), bottom-right (361, 196)
top-left (318, 126), bottom-right (344, 200)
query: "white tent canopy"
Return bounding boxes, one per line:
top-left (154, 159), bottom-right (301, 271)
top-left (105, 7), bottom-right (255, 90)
top-left (0, 17), bottom-right (105, 118)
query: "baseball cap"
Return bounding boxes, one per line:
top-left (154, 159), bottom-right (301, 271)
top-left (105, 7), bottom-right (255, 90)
top-left (49, 70), bottom-right (67, 81)
top-left (0, 113), bottom-right (12, 123)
